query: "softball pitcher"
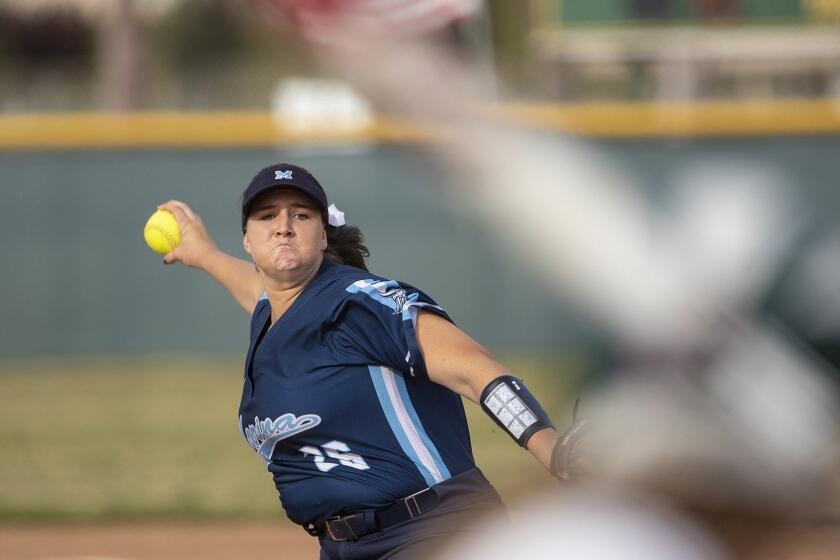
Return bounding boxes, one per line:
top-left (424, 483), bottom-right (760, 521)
top-left (158, 163), bottom-right (583, 559)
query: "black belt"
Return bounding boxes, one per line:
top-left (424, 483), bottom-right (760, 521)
top-left (305, 486), bottom-right (440, 542)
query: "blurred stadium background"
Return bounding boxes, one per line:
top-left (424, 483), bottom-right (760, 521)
top-left (2, 0), bottom-right (840, 558)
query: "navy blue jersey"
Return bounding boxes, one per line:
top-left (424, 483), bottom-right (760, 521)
top-left (238, 259), bottom-right (477, 526)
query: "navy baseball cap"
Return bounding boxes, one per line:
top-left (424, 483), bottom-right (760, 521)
top-left (241, 163), bottom-right (328, 231)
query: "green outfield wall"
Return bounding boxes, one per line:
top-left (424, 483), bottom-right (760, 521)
top-left (2, 116), bottom-right (840, 358)
top-left (0, 146), bottom-right (592, 357)
top-left (542, 0), bottom-right (805, 24)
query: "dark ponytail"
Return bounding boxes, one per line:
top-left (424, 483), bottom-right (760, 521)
top-left (325, 224), bottom-right (369, 271)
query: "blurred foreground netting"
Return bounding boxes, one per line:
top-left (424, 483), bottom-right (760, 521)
top-left (0, 354), bottom-right (582, 521)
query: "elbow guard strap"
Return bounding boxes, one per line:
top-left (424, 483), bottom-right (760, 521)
top-left (480, 375), bottom-right (553, 447)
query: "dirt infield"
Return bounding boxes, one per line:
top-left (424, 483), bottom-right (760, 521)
top-left (0, 522), bottom-right (317, 560)
top-left (1, 521), bottom-right (839, 559)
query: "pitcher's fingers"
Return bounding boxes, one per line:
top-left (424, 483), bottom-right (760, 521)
top-left (163, 250), bottom-right (177, 265)
top-left (160, 203), bottom-right (191, 228)
top-left (164, 200), bottom-right (198, 222)
top-left (157, 201), bottom-right (193, 223)
top-left (157, 201), bottom-right (187, 221)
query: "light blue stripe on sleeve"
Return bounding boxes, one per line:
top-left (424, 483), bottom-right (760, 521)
top-left (346, 280), bottom-right (396, 310)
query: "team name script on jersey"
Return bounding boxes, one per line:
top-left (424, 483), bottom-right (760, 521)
top-left (241, 413), bottom-right (321, 462)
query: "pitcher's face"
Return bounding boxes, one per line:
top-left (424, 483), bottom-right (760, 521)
top-left (243, 189), bottom-right (327, 276)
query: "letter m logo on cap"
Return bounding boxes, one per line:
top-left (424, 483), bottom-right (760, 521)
top-left (275, 170), bottom-right (293, 180)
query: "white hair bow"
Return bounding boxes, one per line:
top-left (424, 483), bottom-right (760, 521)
top-left (327, 203), bottom-right (346, 227)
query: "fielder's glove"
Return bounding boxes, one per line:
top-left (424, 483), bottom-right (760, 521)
top-left (550, 397), bottom-right (588, 484)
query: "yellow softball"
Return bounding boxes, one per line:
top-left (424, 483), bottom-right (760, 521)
top-left (144, 209), bottom-right (180, 255)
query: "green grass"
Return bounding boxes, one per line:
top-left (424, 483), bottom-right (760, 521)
top-left (0, 354), bottom-right (584, 521)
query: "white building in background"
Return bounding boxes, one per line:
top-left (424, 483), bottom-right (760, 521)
top-left (272, 78), bottom-right (374, 134)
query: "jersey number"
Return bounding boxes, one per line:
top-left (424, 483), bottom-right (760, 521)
top-left (300, 441), bottom-right (371, 472)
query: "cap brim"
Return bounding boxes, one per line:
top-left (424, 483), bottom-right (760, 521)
top-left (242, 182), bottom-right (327, 226)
